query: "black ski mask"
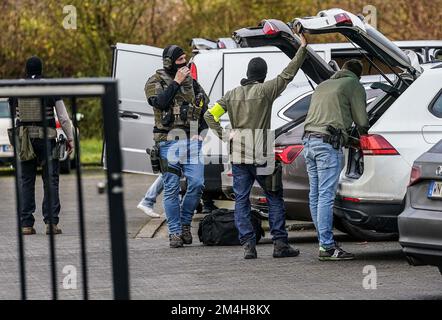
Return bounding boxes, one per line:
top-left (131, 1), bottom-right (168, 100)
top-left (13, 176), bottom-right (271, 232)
top-left (241, 57), bottom-right (268, 86)
top-left (25, 56), bottom-right (43, 79)
top-left (163, 45), bottom-right (186, 75)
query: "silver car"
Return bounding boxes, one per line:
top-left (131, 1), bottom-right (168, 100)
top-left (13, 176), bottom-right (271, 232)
top-left (399, 139), bottom-right (442, 276)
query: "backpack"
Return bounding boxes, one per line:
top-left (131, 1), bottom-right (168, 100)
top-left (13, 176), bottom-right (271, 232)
top-left (198, 209), bottom-right (264, 246)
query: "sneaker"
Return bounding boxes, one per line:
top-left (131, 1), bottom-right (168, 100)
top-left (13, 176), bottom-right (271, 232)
top-left (182, 225), bottom-right (193, 245)
top-left (22, 227), bottom-right (36, 236)
top-left (243, 242), bottom-right (257, 260)
top-left (137, 203), bottom-right (161, 218)
top-left (273, 240), bottom-right (300, 258)
top-left (46, 224), bottom-right (62, 235)
top-left (319, 243), bottom-right (355, 261)
top-left (169, 234), bottom-right (184, 248)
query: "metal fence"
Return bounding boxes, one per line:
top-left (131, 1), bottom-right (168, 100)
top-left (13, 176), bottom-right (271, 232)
top-left (0, 78), bottom-right (129, 300)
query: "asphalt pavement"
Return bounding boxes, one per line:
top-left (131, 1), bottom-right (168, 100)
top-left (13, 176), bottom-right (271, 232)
top-left (0, 170), bottom-right (441, 300)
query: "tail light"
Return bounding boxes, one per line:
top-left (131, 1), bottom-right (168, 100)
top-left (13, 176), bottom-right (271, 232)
top-left (258, 197), bottom-right (268, 204)
top-left (334, 13), bottom-right (353, 26)
top-left (343, 197), bottom-right (361, 203)
top-left (275, 145), bottom-right (304, 164)
top-left (190, 63), bottom-right (198, 80)
top-left (263, 20), bottom-right (280, 35)
top-left (360, 135), bottom-right (399, 156)
top-left (227, 171), bottom-right (233, 177)
top-left (56, 120), bottom-right (61, 129)
top-left (409, 165), bottom-right (422, 186)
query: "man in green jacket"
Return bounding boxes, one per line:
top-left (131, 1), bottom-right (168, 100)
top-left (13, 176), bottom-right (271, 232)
top-left (204, 32), bottom-right (308, 259)
top-left (302, 59), bottom-right (369, 261)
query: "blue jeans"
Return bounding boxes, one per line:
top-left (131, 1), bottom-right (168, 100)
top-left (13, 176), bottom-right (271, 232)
top-left (303, 137), bottom-right (343, 249)
top-left (159, 139), bottom-right (204, 235)
top-left (140, 175), bottom-right (164, 208)
top-left (232, 164), bottom-right (288, 245)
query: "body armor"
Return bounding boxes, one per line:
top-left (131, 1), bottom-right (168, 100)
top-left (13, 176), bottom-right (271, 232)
top-left (145, 70), bottom-right (208, 142)
top-left (16, 97), bottom-right (57, 139)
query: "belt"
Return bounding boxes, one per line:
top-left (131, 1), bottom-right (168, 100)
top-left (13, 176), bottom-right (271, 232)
top-left (303, 131), bottom-right (330, 139)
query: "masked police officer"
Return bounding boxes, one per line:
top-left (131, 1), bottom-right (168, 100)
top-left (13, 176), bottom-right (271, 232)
top-left (204, 31), bottom-right (308, 260)
top-left (302, 59), bottom-right (369, 261)
top-left (145, 45), bottom-right (209, 248)
top-left (9, 56), bottom-right (74, 235)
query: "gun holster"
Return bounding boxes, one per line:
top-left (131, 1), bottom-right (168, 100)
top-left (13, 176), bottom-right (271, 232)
top-left (326, 125), bottom-right (343, 150)
top-left (146, 145), bottom-right (162, 174)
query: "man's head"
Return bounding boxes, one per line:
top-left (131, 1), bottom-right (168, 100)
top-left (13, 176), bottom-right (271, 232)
top-left (25, 56), bottom-right (43, 78)
top-left (342, 59), bottom-right (363, 78)
top-left (246, 57), bottom-right (268, 83)
top-left (163, 45), bottom-right (186, 74)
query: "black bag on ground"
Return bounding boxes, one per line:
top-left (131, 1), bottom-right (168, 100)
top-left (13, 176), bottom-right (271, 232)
top-left (198, 209), bottom-right (264, 246)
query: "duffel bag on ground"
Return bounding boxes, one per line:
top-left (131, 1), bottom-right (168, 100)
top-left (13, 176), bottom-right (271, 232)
top-left (198, 208), bottom-right (264, 246)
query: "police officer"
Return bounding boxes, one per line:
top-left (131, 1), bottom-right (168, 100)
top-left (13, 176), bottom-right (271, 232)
top-left (9, 56), bottom-right (74, 235)
top-left (145, 45), bottom-right (209, 248)
top-left (204, 31), bottom-right (308, 260)
top-left (302, 59), bottom-right (369, 261)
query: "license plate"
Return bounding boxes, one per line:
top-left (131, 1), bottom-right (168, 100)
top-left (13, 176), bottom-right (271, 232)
top-left (428, 181), bottom-right (442, 200)
top-left (2, 145), bottom-right (12, 152)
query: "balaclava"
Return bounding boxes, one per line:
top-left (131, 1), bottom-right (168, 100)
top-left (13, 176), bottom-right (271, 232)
top-left (241, 57), bottom-right (268, 86)
top-left (163, 45), bottom-right (186, 75)
top-left (25, 56), bottom-right (43, 79)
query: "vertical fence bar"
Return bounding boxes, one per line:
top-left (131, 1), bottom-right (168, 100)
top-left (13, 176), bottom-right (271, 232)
top-left (41, 97), bottom-right (58, 300)
top-left (101, 83), bottom-right (130, 300)
top-left (10, 101), bottom-right (27, 300)
top-left (71, 97), bottom-right (89, 300)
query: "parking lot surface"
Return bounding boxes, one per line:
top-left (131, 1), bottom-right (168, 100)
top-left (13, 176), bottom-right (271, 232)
top-left (0, 171), bottom-right (441, 300)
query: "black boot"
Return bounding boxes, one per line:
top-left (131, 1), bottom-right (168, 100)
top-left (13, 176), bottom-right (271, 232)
top-left (243, 242), bottom-right (257, 260)
top-left (273, 240), bottom-right (300, 258)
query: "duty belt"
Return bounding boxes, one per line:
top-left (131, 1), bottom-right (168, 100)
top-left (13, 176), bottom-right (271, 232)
top-left (303, 131), bottom-right (332, 143)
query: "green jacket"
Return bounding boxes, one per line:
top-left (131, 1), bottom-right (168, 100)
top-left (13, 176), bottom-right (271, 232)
top-left (204, 46), bottom-right (307, 164)
top-left (304, 69), bottom-right (369, 142)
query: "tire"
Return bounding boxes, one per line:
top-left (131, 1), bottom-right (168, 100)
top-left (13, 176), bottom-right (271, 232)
top-left (337, 218), bottom-right (399, 242)
top-left (60, 158), bottom-right (71, 174)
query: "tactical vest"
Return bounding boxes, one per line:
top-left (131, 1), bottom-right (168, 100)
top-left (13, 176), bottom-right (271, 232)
top-left (17, 98), bottom-right (55, 127)
top-left (145, 70), bottom-right (206, 142)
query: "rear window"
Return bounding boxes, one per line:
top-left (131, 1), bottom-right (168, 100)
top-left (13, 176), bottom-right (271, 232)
top-left (430, 90), bottom-right (442, 118)
top-left (429, 140), bottom-right (442, 153)
top-left (0, 101), bottom-right (10, 118)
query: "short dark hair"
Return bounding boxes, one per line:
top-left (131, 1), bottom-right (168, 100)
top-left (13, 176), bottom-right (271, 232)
top-left (342, 59), bottom-right (363, 78)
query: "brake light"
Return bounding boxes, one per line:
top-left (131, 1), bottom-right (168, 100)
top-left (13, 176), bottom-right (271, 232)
top-left (409, 165), bottom-right (422, 186)
top-left (263, 21), bottom-right (280, 35)
top-left (258, 198), bottom-right (268, 204)
top-left (343, 197), bottom-right (361, 203)
top-left (275, 145), bottom-right (304, 164)
top-left (56, 120), bottom-right (61, 129)
top-left (190, 63), bottom-right (198, 81)
top-left (334, 13), bottom-right (353, 26)
top-left (360, 135), bottom-right (399, 156)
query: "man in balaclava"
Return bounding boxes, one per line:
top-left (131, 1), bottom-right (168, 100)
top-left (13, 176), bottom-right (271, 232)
top-left (9, 56), bottom-right (74, 236)
top-left (143, 45), bottom-right (209, 248)
top-left (205, 30), bottom-right (309, 260)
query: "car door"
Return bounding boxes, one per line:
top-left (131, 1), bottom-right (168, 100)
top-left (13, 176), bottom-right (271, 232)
top-left (113, 43), bottom-right (163, 174)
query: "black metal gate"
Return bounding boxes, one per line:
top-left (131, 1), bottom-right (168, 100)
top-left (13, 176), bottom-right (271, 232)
top-left (0, 78), bottom-right (129, 300)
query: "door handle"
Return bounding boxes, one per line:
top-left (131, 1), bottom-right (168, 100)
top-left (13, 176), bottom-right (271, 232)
top-left (119, 111), bottom-right (140, 120)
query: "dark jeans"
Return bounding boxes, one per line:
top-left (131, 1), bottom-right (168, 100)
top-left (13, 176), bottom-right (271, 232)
top-left (232, 164), bottom-right (288, 245)
top-left (20, 139), bottom-right (60, 227)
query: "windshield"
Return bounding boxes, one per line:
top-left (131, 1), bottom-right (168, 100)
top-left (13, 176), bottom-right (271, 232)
top-left (0, 101), bottom-right (10, 118)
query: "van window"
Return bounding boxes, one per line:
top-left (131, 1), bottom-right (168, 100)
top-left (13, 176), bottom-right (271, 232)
top-left (430, 90), bottom-right (442, 118)
top-left (0, 101), bottom-right (10, 118)
top-left (283, 94), bottom-right (312, 120)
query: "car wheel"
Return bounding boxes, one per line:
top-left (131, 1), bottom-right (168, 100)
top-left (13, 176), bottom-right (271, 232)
top-left (60, 158), bottom-right (71, 174)
top-left (337, 218), bottom-right (398, 242)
